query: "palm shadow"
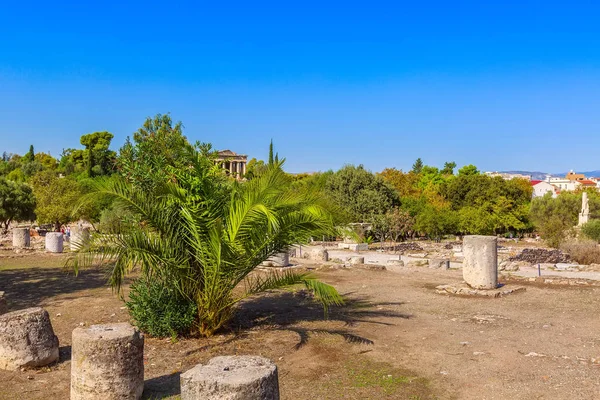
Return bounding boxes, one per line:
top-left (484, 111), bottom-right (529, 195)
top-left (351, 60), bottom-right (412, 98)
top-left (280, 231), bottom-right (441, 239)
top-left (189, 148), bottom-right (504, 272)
top-left (232, 290), bottom-right (412, 349)
top-left (0, 267), bottom-right (111, 310)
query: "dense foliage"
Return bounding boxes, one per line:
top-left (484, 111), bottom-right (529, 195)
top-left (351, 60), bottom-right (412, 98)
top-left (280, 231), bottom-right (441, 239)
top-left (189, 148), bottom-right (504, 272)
top-left (126, 276), bottom-right (198, 338)
top-left (0, 178), bottom-right (36, 233)
top-left (69, 129), bottom-right (343, 337)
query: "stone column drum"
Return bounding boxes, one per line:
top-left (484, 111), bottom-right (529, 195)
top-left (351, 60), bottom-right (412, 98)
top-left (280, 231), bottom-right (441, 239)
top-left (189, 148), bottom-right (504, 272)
top-left (462, 235), bottom-right (498, 289)
top-left (0, 307), bottom-right (59, 371)
top-left (71, 323), bottom-right (144, 400)
top-left (12, 228), bottom-right (30, 248)
top-left (180, 355), bottom-right (279, 400)
top-left (45, 232), bottom-right (64, 253)
top-left (70, 227), bottom-right (90, 249)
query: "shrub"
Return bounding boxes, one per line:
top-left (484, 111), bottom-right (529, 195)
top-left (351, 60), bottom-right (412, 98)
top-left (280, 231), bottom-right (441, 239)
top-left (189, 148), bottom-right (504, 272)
top-left (126, 277), bottom-right (197, 338)
top-left (560, 240), bottom-right (600, 265)
top-left (581, 220), bottom-right (600, 243)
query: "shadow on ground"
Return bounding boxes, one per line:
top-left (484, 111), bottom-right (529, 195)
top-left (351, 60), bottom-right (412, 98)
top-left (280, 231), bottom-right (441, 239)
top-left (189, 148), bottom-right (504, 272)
top-left (143, 373), bottom-right (181, 399)
top-left (233, 290), bottom-right (412, 349)
top-left (0, 267), bottom-right (110, 309)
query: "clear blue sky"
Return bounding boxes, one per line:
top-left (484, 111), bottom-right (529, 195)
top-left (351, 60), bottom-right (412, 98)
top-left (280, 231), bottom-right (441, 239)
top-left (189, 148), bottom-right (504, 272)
top-left (1, 1), bottom-right (599, 173)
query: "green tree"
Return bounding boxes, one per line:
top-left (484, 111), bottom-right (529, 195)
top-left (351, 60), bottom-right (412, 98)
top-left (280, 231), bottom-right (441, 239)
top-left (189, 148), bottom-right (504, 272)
top-left (118, 114), bottom-right (191, 189)
top-left (325, 165), bottom-right (399, 222)
top-left (458, 164), bottom-right (479, 176)
top-left (0, 178), bottom-right (36, 233)
top-left (582, 220), bottom-right (600, 242)
top-left (31, 171), bottom-right (84, 230)
top-left (411, 158), bottom-right (424, 174)
top-left (24, 145), bottom-right (35, 163)
top-left (69, 151), bottom-right (342, 337)
top-left (441, 161), bottom-right (457, 175)
top-left (80, 131), bottom-right (115, 176)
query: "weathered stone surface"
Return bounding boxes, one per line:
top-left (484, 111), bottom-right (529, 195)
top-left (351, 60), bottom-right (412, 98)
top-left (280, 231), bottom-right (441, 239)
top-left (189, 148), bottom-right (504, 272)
top-left (406, 260), bottom-right (429, 267)
top-left (70, 227), bottom-right (90, 249)
top-left (71, 323), bottom-right (144, 400)
top-left (428, 258), bottom-right (448, 269)
top-left (0, 292), bottom-right (7, 315)
top-left (45, 232), bottom-right (64, 253)
top-left (349, 256), bottom-right (364, 265)
top-left (348, 243), bottom-right (369, 251)
top-left (312, 248), bottom-right (329, 261)
top-left (499, 260), bottom-right (529, 272)
top-left (463, 235), bottom-right (498, 289)
top-left (436, 284), bottom-right (525, 298)
top-left (386, 259), bottom-right (404, 266)
top-left (180, 355), bottom-right (279, 400)
top-left (12, 228), bottom-right (30, 248)
top-left (0, 307), bottom-right (59, 371)
top-left (337, 243), bottom-right (350, 249)
top-left (261, 253), bottom-right (290, 267)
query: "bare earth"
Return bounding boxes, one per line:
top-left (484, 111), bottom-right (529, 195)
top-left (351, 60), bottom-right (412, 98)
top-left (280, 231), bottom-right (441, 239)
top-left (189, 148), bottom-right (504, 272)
top-left (1, 252), bottom-right (600, 399)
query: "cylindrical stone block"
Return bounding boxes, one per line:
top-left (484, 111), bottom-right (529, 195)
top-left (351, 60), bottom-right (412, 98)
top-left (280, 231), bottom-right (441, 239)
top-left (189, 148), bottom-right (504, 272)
top-left (262, 252), bottom-right (290, 267)
top-left (45, 232), bottom-right (64, 253)
top-left (70, 227), bottom-right (90, 249)
top-left (0, 307), bottom-right (59, 371)
top-left (313, 248), bottom-right (329, 261)
top-left (181, 355), bottom-right (279, 400)
top-left (12, 228), bottom-right (30, 248)
top-left (462, 235), bottom-right (498, 289)
top-left (0, 292), bottom-right (6, 315)
top-left (350, 256), bottom-right (365, 265)
top-left (71, 323), bottom-right (144, 400)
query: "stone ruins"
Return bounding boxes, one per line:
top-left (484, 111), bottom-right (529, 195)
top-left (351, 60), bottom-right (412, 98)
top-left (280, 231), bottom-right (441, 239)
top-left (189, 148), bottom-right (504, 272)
top-left (45, 232), bottom-right (64, 253)
top-left (180, 355), bottom-right (280, 400)
top-left (216, 150), bottom-right (248, 180)
top-left (0, 307), bottom-right (59, 371)
top-left (12, 227), bottom-right (30, 248)
top-left (71, 323), bottom-right (144, 399)
top-left (579, 192), bottom-right (590, 226)
top-left (462, 235), bottom-right (498, 289)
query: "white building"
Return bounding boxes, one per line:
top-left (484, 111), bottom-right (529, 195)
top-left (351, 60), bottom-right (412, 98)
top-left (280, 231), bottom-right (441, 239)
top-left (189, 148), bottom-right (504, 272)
top-left (531, 180), bottom-right (558, 198)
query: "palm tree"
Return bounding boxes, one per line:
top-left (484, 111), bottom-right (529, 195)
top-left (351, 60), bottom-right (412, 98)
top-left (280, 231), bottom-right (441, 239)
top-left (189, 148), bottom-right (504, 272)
top-left (69, 150), bottom-right (343, 337)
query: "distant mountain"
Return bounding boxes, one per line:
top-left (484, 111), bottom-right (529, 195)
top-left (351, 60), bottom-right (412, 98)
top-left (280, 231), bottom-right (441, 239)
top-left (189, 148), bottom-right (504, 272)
top-left (499, 170), bottom-right (600, 180)
top-left (499, 171), bottom-right (556, 180)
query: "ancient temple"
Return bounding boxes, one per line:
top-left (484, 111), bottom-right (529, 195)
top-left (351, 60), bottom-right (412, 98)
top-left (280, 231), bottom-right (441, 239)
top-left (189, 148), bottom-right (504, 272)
top-left (216, 150), bottom-right (248, 180)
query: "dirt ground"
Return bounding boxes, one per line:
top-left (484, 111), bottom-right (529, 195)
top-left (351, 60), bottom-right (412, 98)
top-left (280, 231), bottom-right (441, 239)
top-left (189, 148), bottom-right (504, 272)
top-left (1, 252), bottom-right (600, 399)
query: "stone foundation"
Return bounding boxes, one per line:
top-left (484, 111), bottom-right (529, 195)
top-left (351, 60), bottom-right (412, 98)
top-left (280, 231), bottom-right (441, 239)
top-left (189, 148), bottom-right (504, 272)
top-left (180, 355), bottom-right (279, 400)
top-left (71, 323), bottom-right (144, 399)
top-left (0, 307), bottom-right (59, 371)
top-left (436, 284), bottom-right (525, 298)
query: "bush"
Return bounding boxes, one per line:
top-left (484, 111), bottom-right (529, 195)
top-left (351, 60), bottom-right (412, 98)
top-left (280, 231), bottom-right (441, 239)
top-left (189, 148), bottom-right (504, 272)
top-left (560, 240), bottom-right (600, 265)
top-left (126, 277), bottom-right (197, 338)
top-left (582, 220), bottom-right (600, 243)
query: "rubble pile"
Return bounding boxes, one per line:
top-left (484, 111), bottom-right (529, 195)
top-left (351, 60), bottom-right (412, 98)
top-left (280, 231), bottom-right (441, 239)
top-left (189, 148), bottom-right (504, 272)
top-left (394, 242), bottom-right (424, 253)
top-left (508, 248), bottom-right (571, 264)
top-left (444, 241), bottom-right (462, 249)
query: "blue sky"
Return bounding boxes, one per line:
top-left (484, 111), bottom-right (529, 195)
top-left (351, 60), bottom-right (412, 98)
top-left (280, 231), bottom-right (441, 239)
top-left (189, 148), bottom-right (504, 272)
top-left (1, 1), bottom-right (599, 173)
